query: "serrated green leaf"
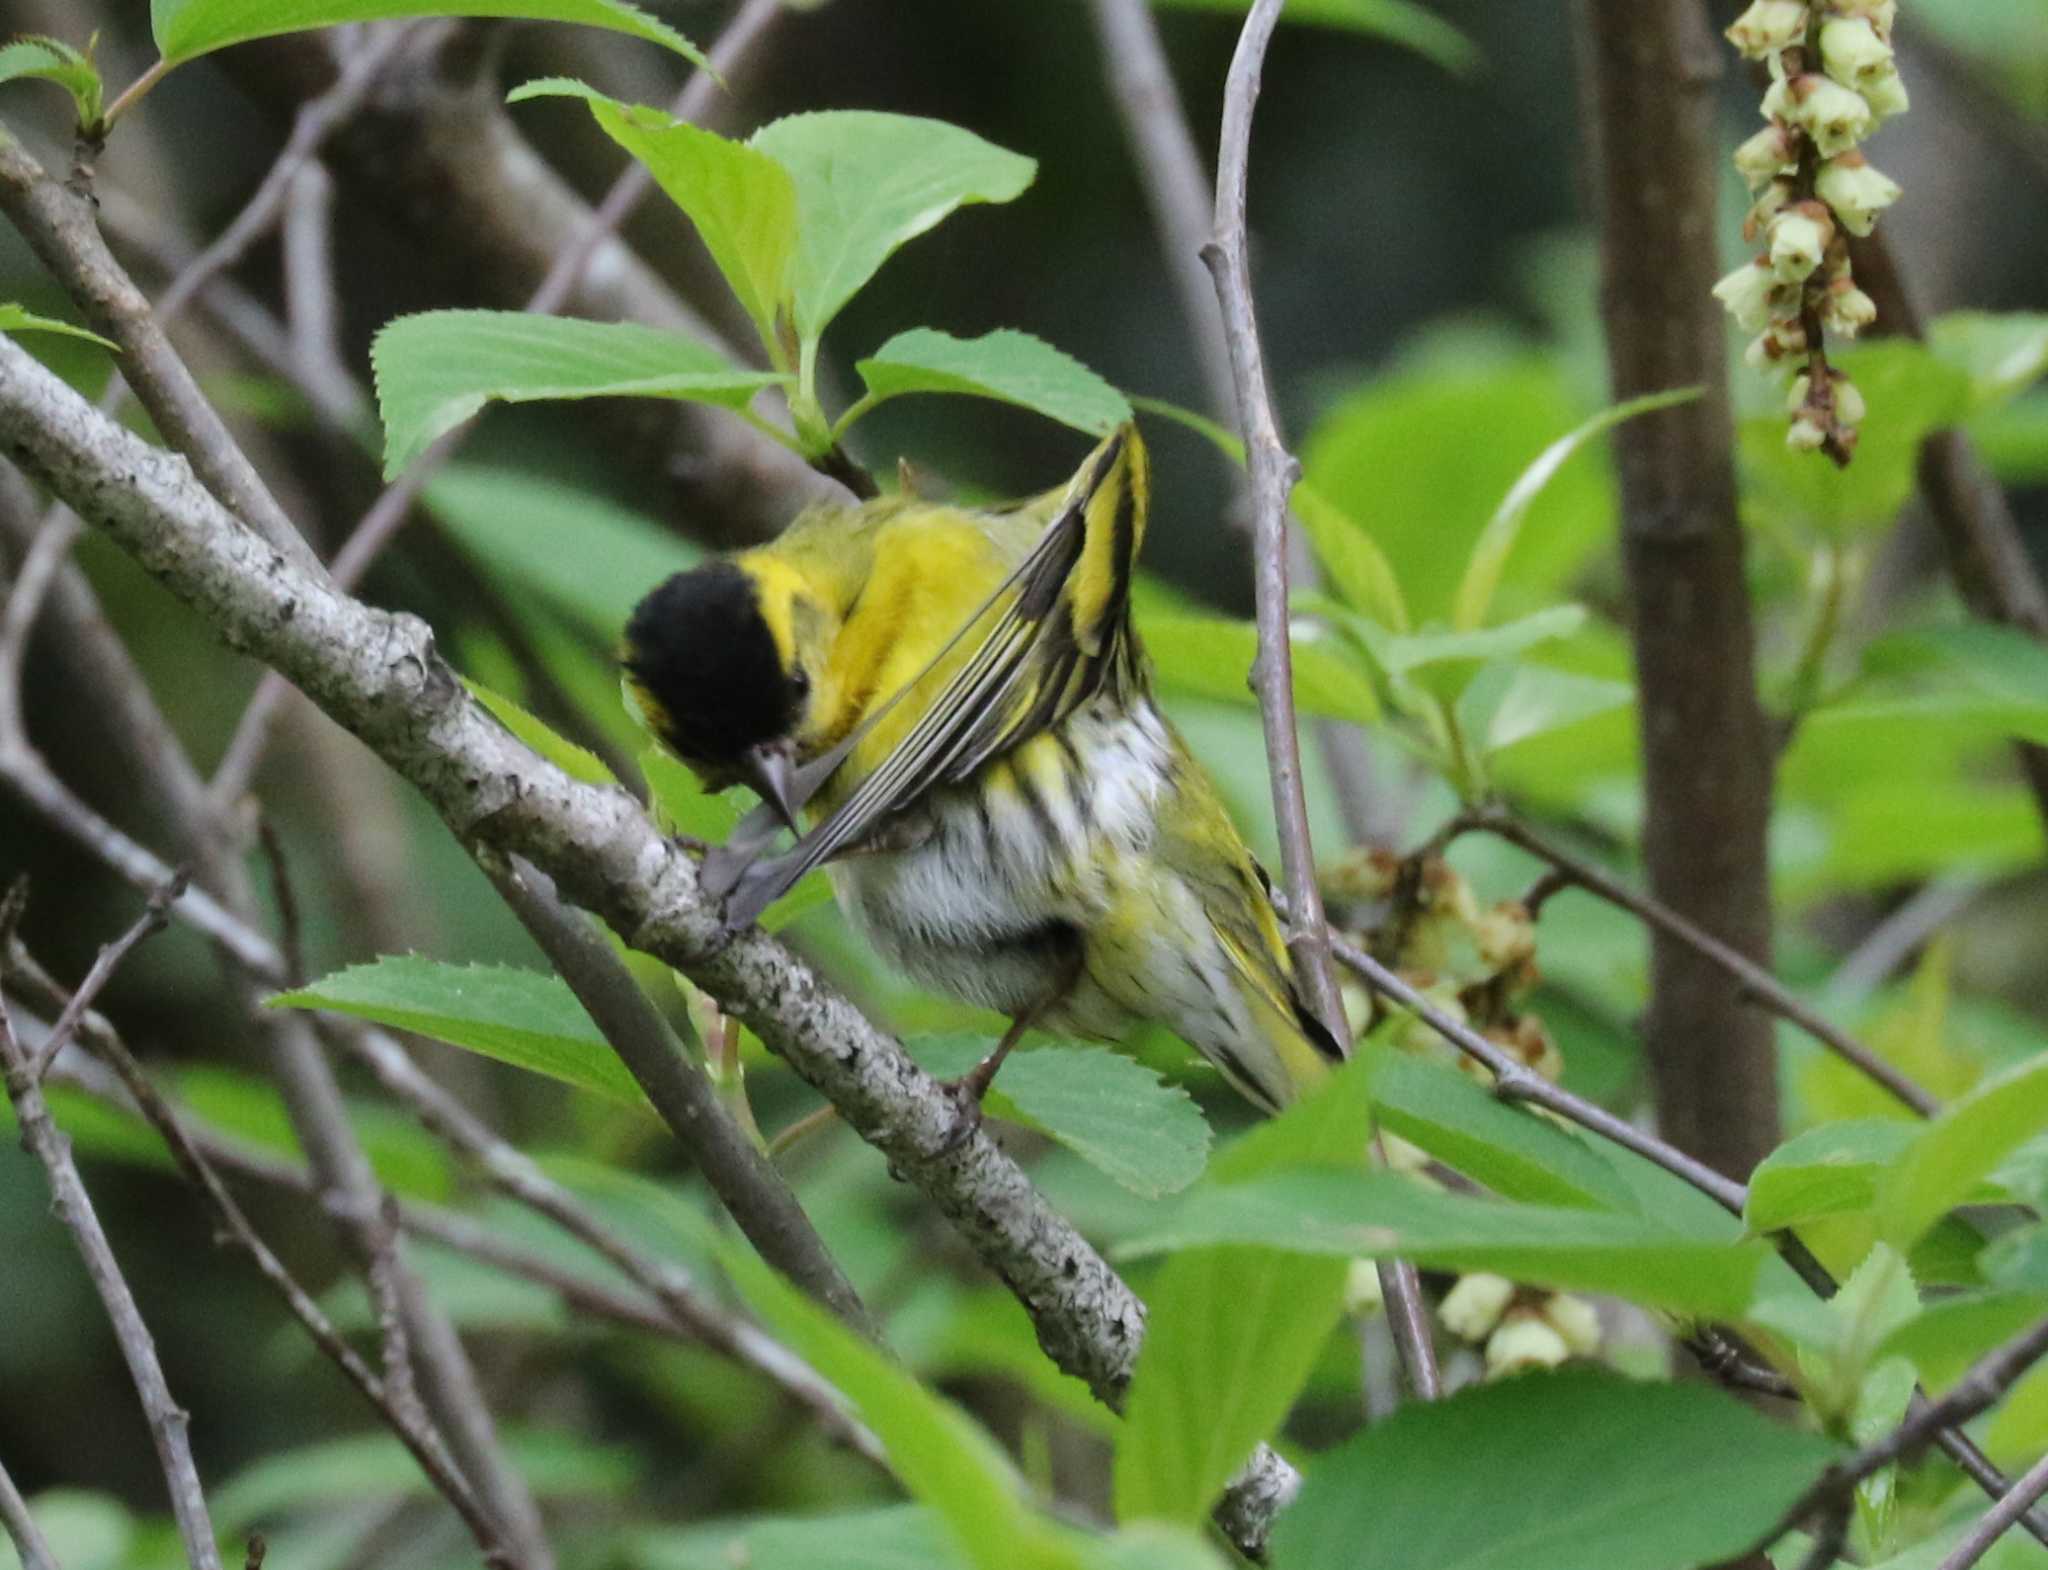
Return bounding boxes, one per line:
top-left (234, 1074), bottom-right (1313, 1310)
top-left (1877, 1289), bottom-right (2048, 1395)
top-left (465, 676), bottom-right (615, 786)
top-left (1880, 1055), bottom-right (2048, 1248)
top-left (373, 310), bottom-right (786, 476)
top-left (1147, 0), bottom-right (1478, 76)
top-left (150, 0), bottom-right (704, 69)
top-left (1122, 1169), bottom-right (1769, 1316)
top-left (851, 328), bottom-right (1130, 438)
top-left (717, 1241), bottom-right (1082, 1570)
top-left (1270, 1368), bottom-right (1840, 1570)
top-left (0, 301), bottom-right (116, 351)
top-left (512, 80), bottom-right (796, 341)
top-left (425, 464), bottom-right (698, 634)
top-left (271, 956), bottom-right (650, 1109)
top-left (1451, 386), bottom-right (1699, 632)
top-left (907, 1036), bottom-right (1210, 1198)
top-left (209, 1428), bottom-right (639, 1535)
top-left (1114, 1055), bottom-right (1376, 1527)
top-left (0, 35), bottom-right (101, 127)
top-left (750, 112), bottom-right (1036, 342)
top-left (1137, 604), bottom-right (1381, 724)
top-left (1746, 1119), bottom-right (1919, 1234)
top-left (1365, 1048), bottom-right (1636, 1211)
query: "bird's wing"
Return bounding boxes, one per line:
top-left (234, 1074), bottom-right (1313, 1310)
top-left (713, 428), bottom-right (1145, 930)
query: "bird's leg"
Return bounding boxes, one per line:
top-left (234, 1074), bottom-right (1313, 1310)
top-left (938, 947), bottom-right (1083, 1151)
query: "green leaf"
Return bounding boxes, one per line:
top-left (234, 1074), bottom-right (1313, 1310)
top-left (1137, 604), bottom-right (1381, 724)
top-left (1114, 1055), bottom-right (1377, 1527)
top-left (1147, 0), bottom-right (1479, 76)
top-left (1738, 341), bottom-right (1971, 542)
top-left (1746, 1120), bottom-right (1919, 1234)
top-left (908, 1037), bottom-right (1210, 1199)
top-left (1451, 386), bottom-right (1699, 632)
top-left (511, 81), bottom-right (795, 341)
top-left (373, 310), bottom-right (787, 476)
top-left (622, 1507), bottom-right (970, 1570)
top-left (1291, 480), bottom-right (1411, 631)
top-left (1855, 622), bottom-right (2048, 747)
top-left (210, 1428), bottom-right (638, 1534)
top-left (852, 328), bottom-right (1130, 438)
top-left (1877, 1289), bottom-right (2048, 1395)
top-left (151, 0), bottom-right (705, 69)
top-left (4, 1491), bottom-right (132, 1570)
top-left (749, 112), bottom-right (1036, 341)
top-left (1270, 1368), bottom-right (1840, 1570)
top-left (1454, 662), bottom-right (1633, 756)
top-left (0, 301), bottom-right (116, 351)
top-left (425, 464), bottom-right (697, 634)
top-left (1879, 1055), bottom-right (2048, 1248)
top-left (1122, 1169), bottom-right (1769, 1316)
top-left (717, 1242), bottom-right (1082, 1570)
top-left (1365, 1048), bottom-right (1636, 1211)
top-left (1930, 310), bottom-right (2048, 410)
top-left (1327, 604), bottom-right (1587, 707)
top-left (271, 956), bottom-right (650, 1109)
top-left (0, 38), bottom-right (102, 129)
top-left (464, 676), bottom-right (615, 786)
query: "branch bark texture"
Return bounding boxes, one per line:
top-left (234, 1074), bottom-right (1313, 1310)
top-left (1573, 0), bottom-right (1781, 1179)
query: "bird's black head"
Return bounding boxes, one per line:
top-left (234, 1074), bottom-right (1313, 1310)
top-left (621, 562), bottom-right (811, 789)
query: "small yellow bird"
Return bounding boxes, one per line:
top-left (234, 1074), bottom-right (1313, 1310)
top-left (622, 426), bottom-right (1342, 1112)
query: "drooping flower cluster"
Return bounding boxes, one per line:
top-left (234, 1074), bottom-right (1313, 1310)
top-left (1715, 0), bottom-right (1907, 463)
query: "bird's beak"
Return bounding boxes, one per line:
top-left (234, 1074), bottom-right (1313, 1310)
top-left (738, 744), bottom-right (803, 835)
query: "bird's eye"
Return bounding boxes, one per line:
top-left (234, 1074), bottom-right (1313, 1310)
top-left (790, 668), bottom-right (812, 698)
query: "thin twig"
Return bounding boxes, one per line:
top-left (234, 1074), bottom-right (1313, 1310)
top-left (23, 872), bottom-right (179, 1082)
top-left (0, 995), bottom-right (224, 1570)
top-left (1939, 1447), bottom-right (2048, 1570)
top-left (1794, 1504), bottom-right (1852, 1570)
top-left (204, 0), bottom-right (791, 812)
top-left (1460, 807), bottom-right (1941, 1116)
top-left (0, 1453), bottom-right (60, 1570)
top-left (12, 965), bottom-right (511, 1563)
top-left (1202, 0), bottom-right (1441, 1405)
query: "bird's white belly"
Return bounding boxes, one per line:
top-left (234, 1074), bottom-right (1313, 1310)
top-left (829, 698), bottom-right (1172, 1027)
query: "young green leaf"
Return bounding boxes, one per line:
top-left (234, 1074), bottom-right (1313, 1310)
top-left (425, 465), bottom-right (698, 635)
top-left (750, 112), bottom-right (1036, 342)
top-left (717, 1241), bottom-right (1083, 1570)
top-left (1137, 605), bottom-right (1381, 725)
top-left (0, 38), bottom-right (102, 130)
top-left (1453, 662), bottom-right (1633, 756)
top-left (510, 80), bottom-right (796, 343)
top-left (1269, 1368), bottom-right (1841, 1570)
top-left (1451, 386), bottom-right (1699, 632)
top-left (1928, 310), bottom-right (2048, 410)
top-left (1113, 1055), bottom-right (1377, 1528)
top-left (907, 1037), bottom-right (1210, 1199)
top-left (850, 328), bottom-right (1130, 439)
top-left (1878, 1055), bottom-right (2048, 1248)
top-left (1122, 1169), bottom-right (1770, 1316)
top-left (464, 677), bottom-right (616, 786)
top-left (624, 1506), bottom-right (971, 1570)
top-left (1876, 1289), bottom-right (2048, 1396)
top-left (0, 302), bottom-right (117, 351)
top-left (1146, 0), bottom-right (1479, 77)
top-left (150, 0), bottom-right (705, 70)
top-left (1745, 1119), bottom-right (1918, 1234)
top-left (1365, 1048), bottom-right (1636, 1211)
top-left (271, 956), bottom-right (650, 1109)
top-left (1291, 481), bottom-right (1411, 632)
top-left (373, 310), bottom-right (787, 476)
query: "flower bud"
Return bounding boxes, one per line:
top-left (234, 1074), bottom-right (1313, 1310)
top-left (1815, 151), bottom-right (1901, 235)
top-left (1832, 374), bottom-right (1867, 426)
top-left (1343, 1258), bottom-right (1385, 1316)
top-left (1713, 258), bottom-right (1784, 332)
top-left (1485, 1311), bottom-right (1570, 1377)
top-left (1726, 0), bottom-right (1809, 58)
top-left (1786, 373), bottom-right (1812, 413)
top-left (1744, 319), bottom-right (1808, 369)
top-left (1473, 903), bottom-right (1535, 971)
top-left (1768, 205), bottom-right (1832, 282)
top-left (1743, 177), bottom-right (1798, 242)
top-left (1860, 65), bottom-right (1910, 121)
top-left (1787, 414), bottom-right (1829, 452)
top-left (1542, 1294), bottom-right (1603, 1356)
top-left (1763, 73), bottom-right (1873, 157)
top-left (1818, 15), bottom-right (1894, 91)
top-left (1733, 124), bottom-right (1798, 191)
top-left (1820, 277), bottom-right (1877, 336)
top-left (1440, 1272), bottom-right (1515, 1341)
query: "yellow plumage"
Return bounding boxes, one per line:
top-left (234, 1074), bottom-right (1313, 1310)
top-left (622, 425), bottom-right (1342, 1112)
